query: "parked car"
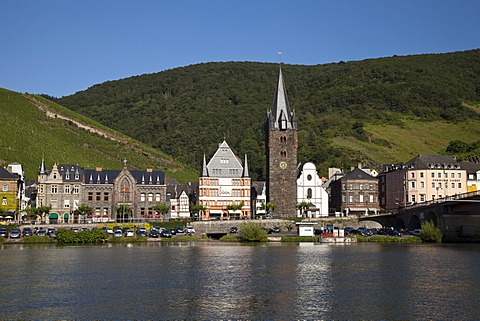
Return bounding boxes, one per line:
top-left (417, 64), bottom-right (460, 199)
top-left (185, 226), bottom-right (195, 234)
top-left (175, 226), bottom-right (185, 233)
top-left (149, 229), bottom-right (160, 238)
top-left (385, 229), bottom-right (402, 237)
top-left (160, 229), bottom-right (172, 238)
top-left (409, 229), bottom-right (421, 236)
top-left (124, 229), bottom-right (135, 237)
top-left (10, 228), bottom-right (21, 239)
top-left (114, 230), bottom-right (123, 237)
top-left (47, 228), bottom-right (56, 238)
top-left (37, 228), bottom-right (47, 236)
top-left (271, 227), bottom-right (281, 233)
top-left (136, 227), bottom-right (147, 237)
top-left (314, 229), bottom-right (323, 236)
top-left (0, 228), bottom-right (9, 238)
top-left (169, 228), bottom-right (177, 235)
top-left (22, 227), bottom-right (33, 237)
top-left (230, 226), bottom-right (238, 233)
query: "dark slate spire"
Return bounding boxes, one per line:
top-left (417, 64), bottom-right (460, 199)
top-left (266, 68), bottom-right (298, 130)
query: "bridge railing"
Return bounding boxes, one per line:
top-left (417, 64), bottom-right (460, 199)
top-left (391, 190), bottom-right (480, 214)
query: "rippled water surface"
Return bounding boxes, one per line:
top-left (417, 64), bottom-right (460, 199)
top-left (1, 242), bottom-right (480, 320)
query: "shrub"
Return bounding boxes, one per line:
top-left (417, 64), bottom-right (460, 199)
top-left (420, 221), bottom-right (442, 243)
top-left (239, 222), bottom-right (268, 242)
top-left (55, 228), bottom-right (109, 244)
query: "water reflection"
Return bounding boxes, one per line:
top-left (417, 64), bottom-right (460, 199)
top-left (1, 242), bottom-right (480, 319)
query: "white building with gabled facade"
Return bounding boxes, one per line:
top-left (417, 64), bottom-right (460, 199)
top-left (198, 140), bottom-right (251, 220)
top-left (297, 162), bottom-right (329, 218)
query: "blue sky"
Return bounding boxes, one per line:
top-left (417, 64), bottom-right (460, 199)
top-left (1, 0), bottom-right (479, 97)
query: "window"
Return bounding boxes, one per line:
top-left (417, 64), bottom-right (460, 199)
top-left (359, 194), bottom-right (364, 202)
top-left (65, 173), bottom-right (70, 180)
top-left (148, 193), bottom-right (153, 202)
top-left (458, 183), bottom-right (462, 188)
top-left (420, 181), bottom-right (425, 188)
top-left (369, 195), bottom-right (374, 203)
top-left (307, 174), bottom-right (312, 181)
top-left (420, 172), bottom-right (424, 178)
top-left (411, 181), bottom-right (416, 188)
top-left (438, 183), bottom-right (442, 189)
top-left (431, 173), bottom-right (435, 178)
top-left (96, 192), bottom-right (101, 201)
top-left (64, 200), bottom-right (70, 208)
top-left (438, 172), bottom-right (441, 178)
top-left (307, 188), bottom-right (312, 198)
top-left (432, 182), bottom-right (435, 188)
top-left (155, 193), bottom-right (161, 202)
top-left (104, 193), bottom-right (109, 201)
top-left (451, 182), bottom-right (455, 189)
top-left (51, 185), bottom-right (58, 194)
top-left (410, 172), bottom-right (415, 178)
top-left (2, 184), bottom-right (7, 192)
top-left (451, 173), bottom-right (455, 178)
top-left (140, 193), bottom-right (146, 202)
top-left (64, 185), bottom-right (70, 194)
top-left (74, 185), bottom-right (79, 194)
top-left (88, 192), bottom-right (93, 201)
top-left (420, 194), bottom-right (425, 202)
top-left (458, 173), bottom-right (462, 178)
top-left (349, 195), bottom-right (353, 202)
top-left (2, 197), bottom-right (7, 205)
top-left (411, 195), bottom-right (416, 203)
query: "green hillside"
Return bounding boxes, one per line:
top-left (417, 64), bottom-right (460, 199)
top-left (0, 88), bottom-right (197, 182)
top-left (56, 50), bottom-right (480, 179)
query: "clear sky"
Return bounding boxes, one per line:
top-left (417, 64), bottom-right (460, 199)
top-left (1, 0), bottom-right (479, 97)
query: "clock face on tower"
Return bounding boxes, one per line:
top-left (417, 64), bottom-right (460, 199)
top-left (279, 161), bottom-right (287, 169)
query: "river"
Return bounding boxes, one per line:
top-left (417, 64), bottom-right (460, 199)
top-left (1, 241), bottom-right (480, 320)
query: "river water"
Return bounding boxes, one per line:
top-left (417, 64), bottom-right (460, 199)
top-left (1, 241), bottom-right (480, 320)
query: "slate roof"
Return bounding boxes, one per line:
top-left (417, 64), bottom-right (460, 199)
top-left (342, 167), bottom-right (376, 181)
top-left (202, 140), bottom-right (248, 178)
top-left (266, 68), bottom-right (298, 131)
top-left (0, 167), bottom-right (18, 179)
top-left (403, 154), bottom-right (461, 170)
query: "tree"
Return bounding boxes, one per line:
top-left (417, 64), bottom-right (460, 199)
top-left (296, 201), bottom-right (312, 219)
top-left (265, 202), bottom-right (276, 217)
top-left (190, 203), bottom-right (206, 220)
top-left (226, 202), bottom-right (244, 220)
top-left (75, 204), bottom-right (93, 223)
top-left (152, 204), bottom-right (170, 222)
top-left (36, 205), bottom-right (52, 223)
top-left (239, 222), bottom-right (268, 242)
top-left (115, 204), bottom-right (131, 222)
top-left (420, 220), bottom-right (442, 243)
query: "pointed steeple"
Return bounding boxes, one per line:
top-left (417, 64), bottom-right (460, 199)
top-left (38, 158), bottom-right (46, 174)
top-left (200, 153), bottom-right (208, 177)
top-left (243, 154), bottom-right (249, 178)
top-left (266, 67), bottom-right (297, 130)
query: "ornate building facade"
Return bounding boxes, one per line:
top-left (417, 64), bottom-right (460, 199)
top-left (265, 68), bottom-right (298, 218)
top-left (36, 159), bottom-right (166, 223)
top-left (198, 140), bottom-right (251, 220)
top-left (297, 162), bottom-right (329, 218)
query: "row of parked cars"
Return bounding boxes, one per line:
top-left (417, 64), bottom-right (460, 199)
top-left (344, 227), bottom-right (421, 237)
top-left (99, 225), bottom-right (196, 238)
top-left (0, 227), bottom-right (56, 239)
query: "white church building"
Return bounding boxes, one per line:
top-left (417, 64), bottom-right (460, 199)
top-left (297, 162), bottom-right (329, 218)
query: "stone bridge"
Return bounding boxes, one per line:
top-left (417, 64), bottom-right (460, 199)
top-left (360, 191), bottom-right (480, 240)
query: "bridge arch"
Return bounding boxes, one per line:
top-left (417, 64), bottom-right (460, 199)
top-left (394, 217), bottom-right (406, 229)
top-left (425, 211), bottom-right (438, 226)
top-left (407, 215), bottom-right (421, 229)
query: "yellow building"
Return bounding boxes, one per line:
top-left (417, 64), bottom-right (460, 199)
top-left (0, 166), bottom-right (20, 221)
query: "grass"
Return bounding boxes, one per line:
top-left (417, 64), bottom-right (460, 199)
top-left (0, 89), bottom-right (197, 183)
top-left (356, 235), bottom-right (423, 243)
top-left (332, 117), bottom-right (480, 164)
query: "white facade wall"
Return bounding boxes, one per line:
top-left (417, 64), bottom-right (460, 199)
top-left (297, 162), bottom-right (329, 218)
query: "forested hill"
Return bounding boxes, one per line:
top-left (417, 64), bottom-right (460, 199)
top-left (57, 49), bottom-right (480, 180)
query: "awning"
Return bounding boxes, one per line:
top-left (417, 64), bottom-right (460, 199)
top-left (49, 213), bottom-right (59, 219)
top-left (64, 213), bottom-right (69, 218)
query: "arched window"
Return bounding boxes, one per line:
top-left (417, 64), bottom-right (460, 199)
top-left (307, 188), bottom-right (312, 199)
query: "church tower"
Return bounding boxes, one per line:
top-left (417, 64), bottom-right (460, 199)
top-left (265, 68), bottom-right (298, 218)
